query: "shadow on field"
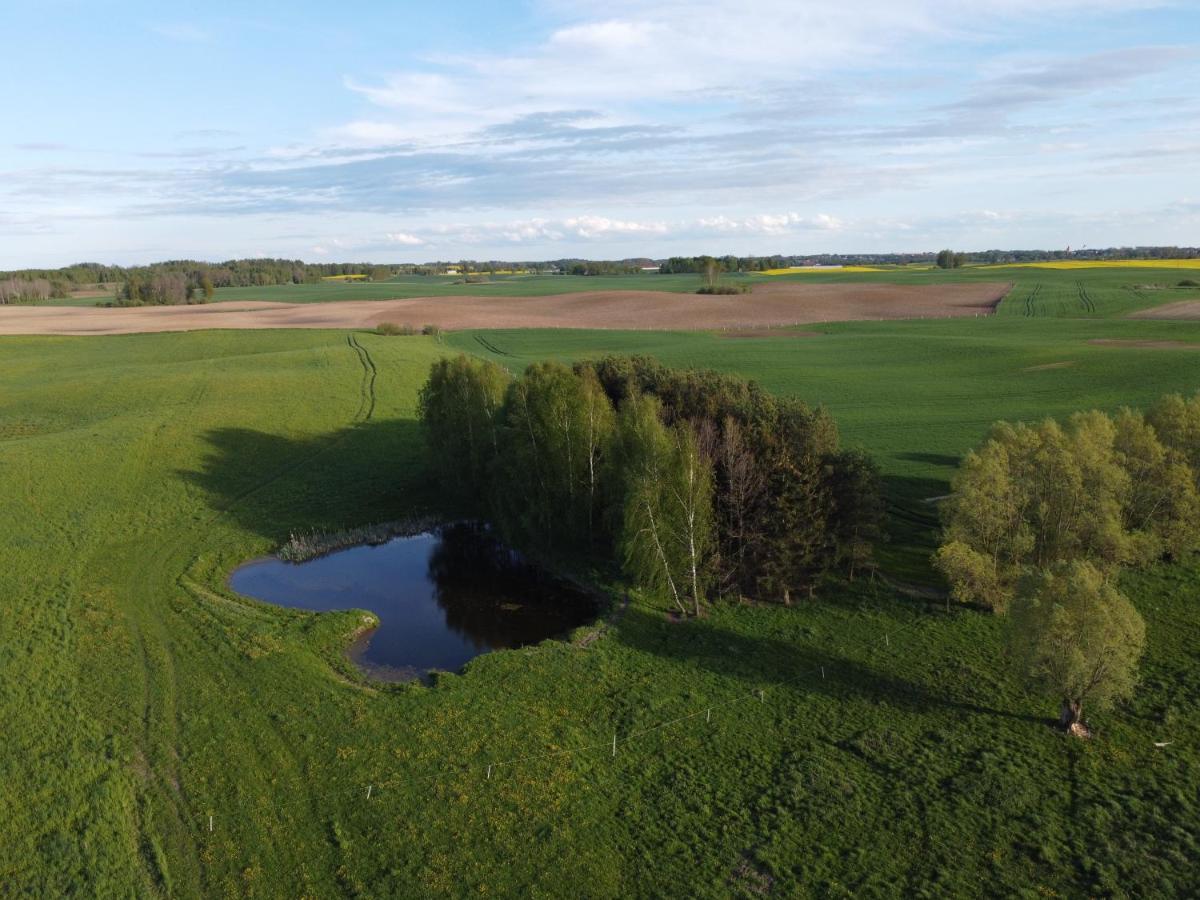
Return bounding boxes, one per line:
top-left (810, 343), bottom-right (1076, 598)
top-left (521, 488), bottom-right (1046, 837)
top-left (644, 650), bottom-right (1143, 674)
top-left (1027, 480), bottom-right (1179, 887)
top-left (896, 452), bottom-right (961, 469)
top-left (614, 606), bottom-right (1043, 725)
top-left (180, 419), bottom-right (438, 542)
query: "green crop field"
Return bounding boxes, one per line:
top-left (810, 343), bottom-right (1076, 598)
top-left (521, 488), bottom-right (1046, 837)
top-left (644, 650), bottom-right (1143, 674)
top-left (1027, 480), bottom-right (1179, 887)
top-left (3, 270), bottom-right (1200, 896)
top-left (208, 273), bottom-right (731, 303)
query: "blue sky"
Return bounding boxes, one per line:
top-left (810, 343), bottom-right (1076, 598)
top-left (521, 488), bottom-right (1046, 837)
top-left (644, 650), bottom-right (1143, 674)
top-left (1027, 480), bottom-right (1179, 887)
top-left (2, 0), bottom-right (1197, 266)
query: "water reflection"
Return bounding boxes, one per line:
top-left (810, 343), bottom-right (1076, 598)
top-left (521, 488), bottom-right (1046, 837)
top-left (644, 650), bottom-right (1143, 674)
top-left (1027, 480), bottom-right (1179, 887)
top-left (229, 523), bottom-right (597, 680)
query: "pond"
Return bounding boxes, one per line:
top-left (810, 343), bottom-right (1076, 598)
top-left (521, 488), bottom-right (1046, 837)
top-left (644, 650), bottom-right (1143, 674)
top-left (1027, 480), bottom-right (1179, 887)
top-left (229, 522), bottom-right (599, 681)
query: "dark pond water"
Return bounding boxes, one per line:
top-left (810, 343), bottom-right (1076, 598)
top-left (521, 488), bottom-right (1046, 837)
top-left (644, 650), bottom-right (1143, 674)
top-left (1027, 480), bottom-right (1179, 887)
top-left (229, 523), bottom-right (598, 680)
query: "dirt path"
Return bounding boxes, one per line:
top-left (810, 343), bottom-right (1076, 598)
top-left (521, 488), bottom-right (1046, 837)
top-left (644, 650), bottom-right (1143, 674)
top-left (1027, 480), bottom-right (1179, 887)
top-left (0, 282), bottom-right (1008, 336)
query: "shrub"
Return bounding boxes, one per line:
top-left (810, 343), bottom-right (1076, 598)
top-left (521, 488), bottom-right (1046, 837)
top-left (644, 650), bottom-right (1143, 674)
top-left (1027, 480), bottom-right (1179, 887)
top-left (375, 321), bottom-right (415, 336)
top-left (422, 324), bottom-right (443, 338)
top-left (1178, 278), bottom-right (1199, 288)
top-left (696, 285), bottom-right (750, 295)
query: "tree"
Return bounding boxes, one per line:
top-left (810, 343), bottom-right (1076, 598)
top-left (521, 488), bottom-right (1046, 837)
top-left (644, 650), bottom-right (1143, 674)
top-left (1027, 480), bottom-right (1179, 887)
top-left (613, 395), bottom-right (714, 616)
top-left (935, 249), bottom-right (967, 269)
top-left (936, 415), bottom-right (1131, 612)
top-left (757, 403), bottom-right (833, 604)
top-left (496, 361), bottom-right (614, 552)
top-left (200, 273), bottom-right (214, 302)
top-left (826, 448), bottom-right (885, 581)
top-left (614, 394), bottom-right (686, 614)
top-left (1009, 561), bottom-right (1145, 735)
top-left (1113, 408), bottom-right (1200, 562)
top-left (417, 355), bottom-right (510, 509)
top-left (1146, 392), bottom-right (1200, 474)
top-left (702, 416), bottom-right (767, 597)
top-left (667, 422), bottom-right (715, 616)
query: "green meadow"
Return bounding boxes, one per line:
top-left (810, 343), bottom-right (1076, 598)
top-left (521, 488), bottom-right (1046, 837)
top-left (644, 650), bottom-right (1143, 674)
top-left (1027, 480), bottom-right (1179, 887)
top-left (209, 272), bottom-right (726, 303)
top-left (2, 270), bottom-right (1200, 896)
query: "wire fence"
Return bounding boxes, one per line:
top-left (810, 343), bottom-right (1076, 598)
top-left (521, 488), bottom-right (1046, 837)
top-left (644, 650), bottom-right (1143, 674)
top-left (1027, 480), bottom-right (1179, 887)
top-left (197, 605), bottom-right (929, 819)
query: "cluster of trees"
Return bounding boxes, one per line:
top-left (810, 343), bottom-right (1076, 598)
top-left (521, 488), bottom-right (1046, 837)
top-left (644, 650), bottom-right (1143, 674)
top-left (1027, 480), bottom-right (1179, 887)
top-left (936, 394), bottom-right (1200, 731)
top-left (935, 249), bottom-right (967, 269)
top-left (117, 272), bottom-right (213, 306)
top-left (419, 355), bottom-right (883, 615)
top-left (0, 278), bottom-right (69, 304)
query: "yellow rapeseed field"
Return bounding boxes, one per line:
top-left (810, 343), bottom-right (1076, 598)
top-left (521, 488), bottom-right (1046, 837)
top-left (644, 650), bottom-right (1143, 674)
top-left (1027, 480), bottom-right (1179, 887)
top-left (759, 265), bottom-right (885, 275)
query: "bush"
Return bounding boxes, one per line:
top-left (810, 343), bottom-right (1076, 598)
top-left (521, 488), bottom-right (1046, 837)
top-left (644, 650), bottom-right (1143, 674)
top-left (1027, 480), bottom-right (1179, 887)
top-left (1178, 279), bottom-right (1199, 288)
top-left (696, 285), bottom-right (750, 295)
top-left (375, 322), bottom-right (415, 336)
top-left (422, 324), bottom-right (443, 338)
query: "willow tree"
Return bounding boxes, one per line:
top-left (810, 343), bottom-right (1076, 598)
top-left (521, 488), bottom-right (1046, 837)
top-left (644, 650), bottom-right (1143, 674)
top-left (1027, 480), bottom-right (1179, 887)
top-left (1009, 561), bottom-right (1145, 735)
top-left (1113, 407), bottom-right (1200, 562)
top-left (1147, 392), bottom-right (1200, 474)
top-left (936, 414), bottom-right (1131, 612)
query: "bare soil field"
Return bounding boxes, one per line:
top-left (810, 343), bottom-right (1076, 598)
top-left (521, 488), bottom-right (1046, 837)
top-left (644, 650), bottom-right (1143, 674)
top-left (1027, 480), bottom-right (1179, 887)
top-left (0, 282), bottom-right (1007, 336)
top-left (1129, 299), bottom-right (1200, 321)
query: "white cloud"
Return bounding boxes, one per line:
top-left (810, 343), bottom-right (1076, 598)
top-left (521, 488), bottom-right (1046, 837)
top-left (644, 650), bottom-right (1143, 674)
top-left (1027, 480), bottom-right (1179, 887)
top-left (385, 231), bottom-right (425, 245)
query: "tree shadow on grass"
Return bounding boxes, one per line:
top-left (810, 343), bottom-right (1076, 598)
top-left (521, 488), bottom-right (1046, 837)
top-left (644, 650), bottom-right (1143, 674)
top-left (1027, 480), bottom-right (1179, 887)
top-left (896, 452), bottom-right (961, 469)
top-left (614, 605), bottom-right (1044, 726)
top-left (179, 418), bottom-right (442, 544)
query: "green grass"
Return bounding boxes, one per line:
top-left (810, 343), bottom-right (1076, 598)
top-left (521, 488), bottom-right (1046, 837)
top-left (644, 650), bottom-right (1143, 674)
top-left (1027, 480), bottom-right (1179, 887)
top-left (210, 273), bottom-right (728, 303)
top-left (3, 274), bottom-right (1200, 895)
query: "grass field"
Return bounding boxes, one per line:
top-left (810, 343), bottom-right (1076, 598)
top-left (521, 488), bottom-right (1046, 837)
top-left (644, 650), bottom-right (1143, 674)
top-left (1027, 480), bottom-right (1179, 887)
top-left (3, 271), bottom-right (1200, 895)
top-left (209, 273), bottom-right (733, 304)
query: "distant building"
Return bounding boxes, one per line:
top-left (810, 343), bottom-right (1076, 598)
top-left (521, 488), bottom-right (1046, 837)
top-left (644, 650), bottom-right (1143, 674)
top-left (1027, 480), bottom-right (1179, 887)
top-left (640, 265), bottom-right (660, 272)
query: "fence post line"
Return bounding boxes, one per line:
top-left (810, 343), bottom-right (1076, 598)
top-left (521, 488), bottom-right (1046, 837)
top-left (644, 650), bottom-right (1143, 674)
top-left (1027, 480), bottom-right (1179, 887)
top-left (612, 733), bottom-right (617, 757)
top-left (208, 815), bottom-right (213, 833)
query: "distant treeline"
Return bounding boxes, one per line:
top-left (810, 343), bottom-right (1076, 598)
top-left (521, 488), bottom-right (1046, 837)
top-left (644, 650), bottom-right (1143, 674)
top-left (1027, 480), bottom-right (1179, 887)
top-left (4, 247), bottom-right (1197, 299)
top-left (419, 355), bottom-right (883, 614)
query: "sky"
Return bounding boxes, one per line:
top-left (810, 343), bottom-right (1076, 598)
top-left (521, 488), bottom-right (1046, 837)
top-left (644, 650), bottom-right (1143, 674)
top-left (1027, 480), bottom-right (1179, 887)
top-left (1, 0), bottom-right (1198, 267)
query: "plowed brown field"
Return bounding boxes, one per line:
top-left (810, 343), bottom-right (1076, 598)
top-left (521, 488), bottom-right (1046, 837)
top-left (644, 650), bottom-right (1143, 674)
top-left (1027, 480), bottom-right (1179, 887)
top-left (0, 282), bottom-right (1008, 336)
top-left (1129, 299), bottom-right (1200, 320)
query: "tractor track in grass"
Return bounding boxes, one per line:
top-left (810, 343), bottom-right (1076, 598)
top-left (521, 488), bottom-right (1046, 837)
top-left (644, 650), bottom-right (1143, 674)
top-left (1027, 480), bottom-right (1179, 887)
top-left (127, 336), bottom-right (382, 891)
top-left (1076, 281), bottom-right (1096, 314)
top-left (1022, 283), bottom-right (1043, 316)
top-left (347, 334), bottom-right (377, 422)
top-left (473, 334), bottom-right (513, 357)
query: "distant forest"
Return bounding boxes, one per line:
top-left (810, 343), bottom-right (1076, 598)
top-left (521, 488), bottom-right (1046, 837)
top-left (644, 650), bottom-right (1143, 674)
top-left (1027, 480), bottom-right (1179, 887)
top-left (1, 246), bottom-right (1196, 306)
